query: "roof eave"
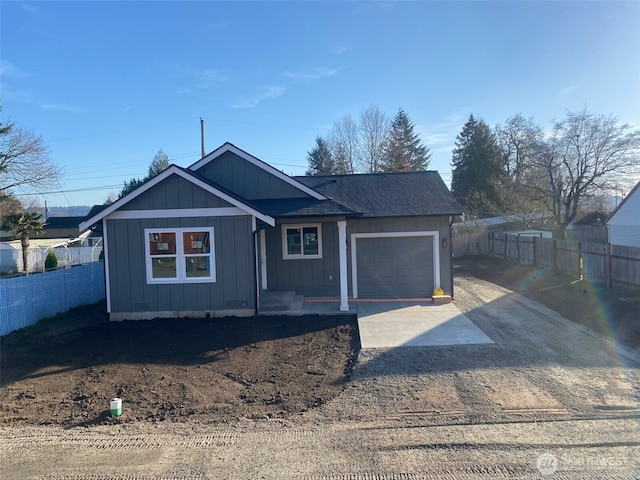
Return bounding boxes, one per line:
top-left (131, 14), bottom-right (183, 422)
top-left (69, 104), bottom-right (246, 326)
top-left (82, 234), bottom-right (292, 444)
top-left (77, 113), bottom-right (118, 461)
top-left (188, 142), bottom-right (327, 201)
top-left (79, 165), bottom-right (275, 231)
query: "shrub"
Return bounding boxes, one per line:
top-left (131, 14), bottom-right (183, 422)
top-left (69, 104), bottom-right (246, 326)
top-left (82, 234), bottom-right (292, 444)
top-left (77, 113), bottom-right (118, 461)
top-left (45, 250), bottom-right (58, 270)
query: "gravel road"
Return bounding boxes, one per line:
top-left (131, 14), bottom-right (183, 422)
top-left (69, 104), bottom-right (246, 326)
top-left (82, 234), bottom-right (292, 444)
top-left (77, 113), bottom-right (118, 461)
top-left (1, 275), bottom-right (638, 479)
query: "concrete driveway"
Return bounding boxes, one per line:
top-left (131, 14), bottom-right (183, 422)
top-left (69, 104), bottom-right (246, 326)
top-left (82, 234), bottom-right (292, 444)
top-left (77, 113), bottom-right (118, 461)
top-left (355, 301), bottom-right (494, 348)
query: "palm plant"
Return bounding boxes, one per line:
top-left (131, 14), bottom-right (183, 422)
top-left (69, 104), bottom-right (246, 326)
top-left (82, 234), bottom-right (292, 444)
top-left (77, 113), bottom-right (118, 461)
top-left (1, 211), bottom-right (44, 273)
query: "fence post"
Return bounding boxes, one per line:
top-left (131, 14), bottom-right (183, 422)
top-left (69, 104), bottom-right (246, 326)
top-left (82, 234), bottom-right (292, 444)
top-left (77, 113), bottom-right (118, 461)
top-left (533, 236), bottom-right (537, 266)
top-left (606, 243), bottom-right (612, 286)
top-left (552, 239), bottom-right (557, 272)
top-left (516, 235), bottom-right (521, 264)
top-left (490, 231), bottom-right (494, 256)
top-left (578, 242), bottom-right (583, 280)
top-left (503, 234), bottom-right (508, 259)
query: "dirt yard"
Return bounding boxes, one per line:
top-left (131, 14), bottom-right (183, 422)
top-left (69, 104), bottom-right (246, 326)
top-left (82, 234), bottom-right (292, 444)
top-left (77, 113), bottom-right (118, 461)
top-left (0, 307), bottom-right (358, 427)
top-left (454, 255), bottom-right (640, 350)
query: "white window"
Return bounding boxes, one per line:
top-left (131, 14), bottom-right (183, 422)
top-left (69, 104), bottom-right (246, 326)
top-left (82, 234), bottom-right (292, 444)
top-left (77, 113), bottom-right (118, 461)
top-left (282, 224), bottom-right (322, 259)
top-left (144, 227), bottom-right (216, 284)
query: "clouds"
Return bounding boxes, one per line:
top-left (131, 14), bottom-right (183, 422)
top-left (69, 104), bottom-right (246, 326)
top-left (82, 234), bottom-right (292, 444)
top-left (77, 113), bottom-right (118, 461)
top-left (0, 59), bottom-right (31, 78)
top-left (416, 114), bottom-right (466, 154)
top-left (1, 59), bottom-right (81, 113)
top-left (282, 67), bottom-right (340, 81)
top-left (162, 63), bottom-right (227, 95)
top-left (41, 103), bottom-right (83, 113)
top-left (230, 86), bottom-right (286, 109)
top-left (230, 65), bottom-right (341, 109)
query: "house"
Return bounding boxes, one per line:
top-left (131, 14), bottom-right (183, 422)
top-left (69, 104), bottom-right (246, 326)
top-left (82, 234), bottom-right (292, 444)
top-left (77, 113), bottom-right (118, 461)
top-left (606, 180), bottom-right (640, 248)
top-left (80, 142), bottom-right (462, 321)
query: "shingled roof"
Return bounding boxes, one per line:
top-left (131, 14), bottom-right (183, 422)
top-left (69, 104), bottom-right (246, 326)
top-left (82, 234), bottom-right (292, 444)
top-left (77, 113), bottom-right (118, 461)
top-left (250, 197), bottom-right (360, 218)
top-left (296, 171), bottom-right (462, 218)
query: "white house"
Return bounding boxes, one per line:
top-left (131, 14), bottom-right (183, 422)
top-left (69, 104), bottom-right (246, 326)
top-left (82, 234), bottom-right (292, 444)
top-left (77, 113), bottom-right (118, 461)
top-left (606, 181), bottom-right (640, 248)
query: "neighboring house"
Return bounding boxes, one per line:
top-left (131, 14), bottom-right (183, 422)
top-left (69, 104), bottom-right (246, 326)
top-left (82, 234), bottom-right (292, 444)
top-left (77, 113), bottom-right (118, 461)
top-left (606, 180), bottom-right (640, 248)
top-left (80, 142), bottom-right (462, 321)
top-left (35, 216), bottom-right (85, 239)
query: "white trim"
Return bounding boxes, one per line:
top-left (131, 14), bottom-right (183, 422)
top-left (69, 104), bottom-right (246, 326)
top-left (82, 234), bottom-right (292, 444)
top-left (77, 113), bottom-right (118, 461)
top-left (281, 223), bottom-right (323, 260)
top-left (350, 231), bottom-right (440, 299)
top-left (260, 229), bottom-right (268, 290)
top-left (188, 142), bottom-right (326, 200)
top-left (337, 220), bottom-right (349, 311)
top-left (144, 227), bottom-right (216, 284)
top-left (103, 218), bottom-right (111, 313)
top-left (79, 165), bottom-right (275, 232)
top-left (107, 207), bottom-right (245, 220)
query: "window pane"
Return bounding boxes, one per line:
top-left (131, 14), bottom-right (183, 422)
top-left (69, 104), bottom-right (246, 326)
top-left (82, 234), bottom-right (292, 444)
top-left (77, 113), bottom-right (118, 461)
top-left (286, 228), bottom-right (301, 255)
top-left (183, 231), bottom-right (210, 254)
top-left (149, 232), bottom-right (176, 255)
top-left (151, 257), bottom-right (176, 278)
top-left (302, 227), bottom-right (319, 255)
top-left (185, 256), bottom-right (211, 278)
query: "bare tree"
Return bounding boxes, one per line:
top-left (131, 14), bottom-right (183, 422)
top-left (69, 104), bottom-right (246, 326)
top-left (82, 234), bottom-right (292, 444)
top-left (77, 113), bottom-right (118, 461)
top-left (494, 114), bottom-right (548, 220)
top-left (494, 114), bottom-right (544, 185)
top-left (358, 104), bottom-right (390, 173)
top-left (534, 110), bottom-right (640, 236)
top-left (327, 114), bottom-right (359, 174)
top-left (0, 119), bottom-right (62, 194)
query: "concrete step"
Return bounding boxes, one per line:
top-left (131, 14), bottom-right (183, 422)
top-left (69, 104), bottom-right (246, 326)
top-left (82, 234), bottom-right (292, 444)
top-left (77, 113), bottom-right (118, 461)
top-left (260, 290), bottom-right (297, 312)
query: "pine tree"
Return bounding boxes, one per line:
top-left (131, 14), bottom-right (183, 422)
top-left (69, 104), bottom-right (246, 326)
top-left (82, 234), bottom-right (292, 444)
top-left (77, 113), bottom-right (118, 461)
top-left (451, 114), bottom-right (506, 216)
top-left (305, 136), bottom-right (335, 175)
top-left (381, 108), bottom-right (431, 172)
top-left (118, 149), bottom-right (171, 198)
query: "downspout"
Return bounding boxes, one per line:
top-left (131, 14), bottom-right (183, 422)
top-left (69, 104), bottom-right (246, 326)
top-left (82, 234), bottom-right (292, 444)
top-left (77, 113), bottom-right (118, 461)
top-left (252, 221), bottom-right (268, 315)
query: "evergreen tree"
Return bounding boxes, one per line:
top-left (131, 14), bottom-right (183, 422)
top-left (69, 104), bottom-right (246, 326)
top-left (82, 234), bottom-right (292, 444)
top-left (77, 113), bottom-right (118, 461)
top-left (147, 149), bottom-right (170, 178)
top-left (381, 108), bottom-right (431, 172)
top-left (118, 149), bottom-right (171, 199)
top-left (305, 136), bottom-right (335, 175)
top-left (451, 114), bottom-right (506, 217)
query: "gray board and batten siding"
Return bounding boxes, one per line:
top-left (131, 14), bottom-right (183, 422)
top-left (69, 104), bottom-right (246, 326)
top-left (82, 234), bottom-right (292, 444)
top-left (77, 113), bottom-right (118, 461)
top-left (120, 173), bottom-right (235, 211)
top-left (193, 150), bottom-right (311, 201)
top-left (264, 216), bottom-right (452, 299)
top-left (265, 219), bottom-right (341, 298)
top-left (104, 176), bottom-right (257, 320)
top-left (106, 215), bottom-right (255, 320)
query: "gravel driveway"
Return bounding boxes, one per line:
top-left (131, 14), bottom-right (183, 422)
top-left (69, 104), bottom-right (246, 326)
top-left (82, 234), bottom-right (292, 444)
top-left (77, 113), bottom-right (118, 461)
top-left (2, 275), bottom-right (638, 479)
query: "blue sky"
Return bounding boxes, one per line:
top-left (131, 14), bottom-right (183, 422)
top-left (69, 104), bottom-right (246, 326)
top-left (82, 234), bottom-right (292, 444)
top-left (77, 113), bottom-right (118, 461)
top-left (2, 1), bottom-right (639, 208)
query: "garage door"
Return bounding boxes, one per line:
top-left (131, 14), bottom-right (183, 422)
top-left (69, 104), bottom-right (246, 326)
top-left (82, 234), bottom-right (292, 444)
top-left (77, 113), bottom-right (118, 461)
top-left (355, 236), bottom-right (434, 298)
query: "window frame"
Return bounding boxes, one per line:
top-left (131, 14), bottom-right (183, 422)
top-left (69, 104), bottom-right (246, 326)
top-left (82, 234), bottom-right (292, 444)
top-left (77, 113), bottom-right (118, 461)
top-left (281, 223), bottom-right (323, 260)
top-left (144, 227), bottom-right (216, 284)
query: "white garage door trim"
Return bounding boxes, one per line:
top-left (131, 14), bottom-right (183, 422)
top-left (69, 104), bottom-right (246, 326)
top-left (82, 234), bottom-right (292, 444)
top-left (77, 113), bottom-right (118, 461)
top-left (350, 231), bottom-right (440, 299)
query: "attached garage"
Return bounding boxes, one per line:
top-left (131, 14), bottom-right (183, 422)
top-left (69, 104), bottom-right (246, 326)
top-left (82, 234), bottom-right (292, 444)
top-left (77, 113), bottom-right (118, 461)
top-left (351, 232), bottom-right (439, 299)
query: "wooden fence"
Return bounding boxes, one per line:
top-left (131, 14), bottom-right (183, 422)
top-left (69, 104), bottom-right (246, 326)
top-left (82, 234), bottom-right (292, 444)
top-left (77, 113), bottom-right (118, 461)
top-left (489, 232), bottom-right (640, 289)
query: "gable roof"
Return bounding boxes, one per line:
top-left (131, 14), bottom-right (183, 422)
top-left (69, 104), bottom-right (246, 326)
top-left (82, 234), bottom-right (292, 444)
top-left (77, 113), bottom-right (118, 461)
top-left (296, 171), bottom-right (462, 217)
top-left (79, 165), bottom-right (275, 232)
top-left (605, 180), bottom-right (640, 224)
top-left (189, 142), bottom-right (327, 200)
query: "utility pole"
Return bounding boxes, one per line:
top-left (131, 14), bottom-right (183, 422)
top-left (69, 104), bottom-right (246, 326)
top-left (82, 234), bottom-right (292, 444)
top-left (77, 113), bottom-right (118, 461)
top-left (200, 118), bottom-right (206, 158)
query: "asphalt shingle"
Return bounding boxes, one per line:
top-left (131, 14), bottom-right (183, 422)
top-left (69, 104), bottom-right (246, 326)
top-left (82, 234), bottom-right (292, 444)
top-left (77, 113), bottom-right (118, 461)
top-left (296, 171), bottom-right (462, 217)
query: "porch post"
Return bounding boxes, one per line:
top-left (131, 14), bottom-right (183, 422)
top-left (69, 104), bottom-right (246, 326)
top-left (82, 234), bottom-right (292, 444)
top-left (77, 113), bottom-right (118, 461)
top-left (337, 220), bottom-right (349, 311)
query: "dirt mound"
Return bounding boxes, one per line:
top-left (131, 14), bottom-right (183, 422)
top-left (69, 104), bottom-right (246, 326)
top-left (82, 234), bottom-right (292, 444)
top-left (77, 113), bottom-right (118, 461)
top-left (0, 303), bottom-right (359, 427)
